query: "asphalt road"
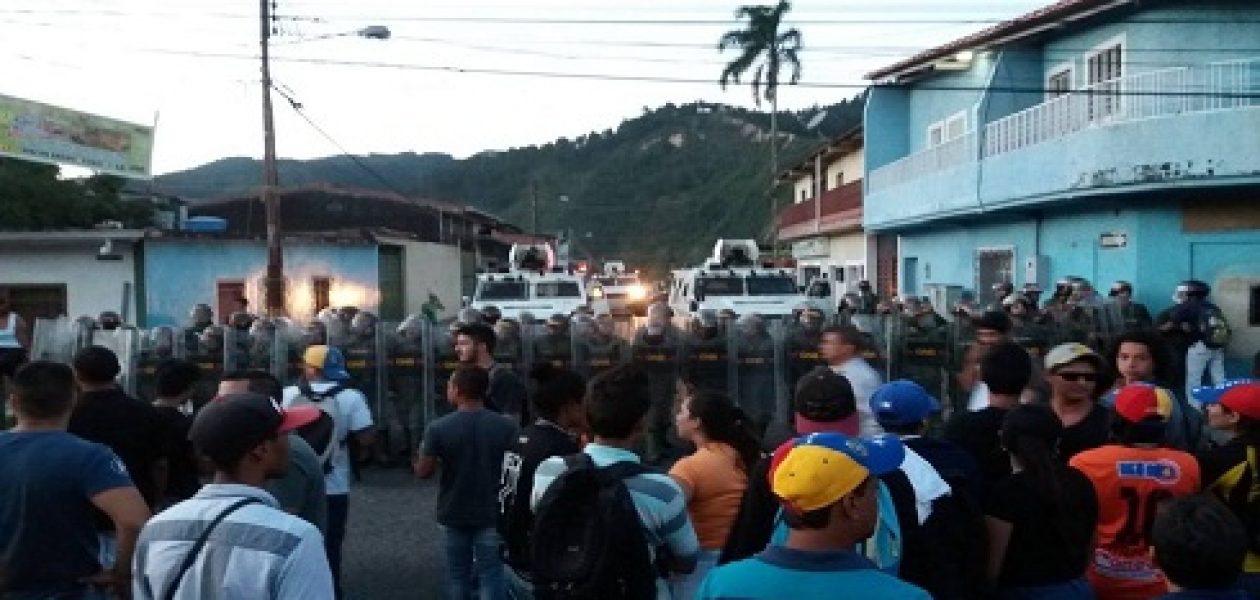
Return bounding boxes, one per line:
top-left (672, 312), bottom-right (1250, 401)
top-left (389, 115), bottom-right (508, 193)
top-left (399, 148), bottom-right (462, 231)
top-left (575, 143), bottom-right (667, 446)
top-left (342, 466), bottom-right (446, 600)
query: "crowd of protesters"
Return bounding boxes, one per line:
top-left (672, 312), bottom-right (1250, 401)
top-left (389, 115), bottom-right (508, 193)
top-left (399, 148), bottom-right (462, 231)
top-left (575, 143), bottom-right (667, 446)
top-left (1, 287), bottom-right (1259, 600)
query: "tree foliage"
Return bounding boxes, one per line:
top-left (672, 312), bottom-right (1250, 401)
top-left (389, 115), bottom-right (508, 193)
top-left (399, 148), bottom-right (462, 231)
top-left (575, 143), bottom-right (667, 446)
top-left (0, 158), bottom-right (152, 230)
top-left (155, 99), bottom-right (864, 270)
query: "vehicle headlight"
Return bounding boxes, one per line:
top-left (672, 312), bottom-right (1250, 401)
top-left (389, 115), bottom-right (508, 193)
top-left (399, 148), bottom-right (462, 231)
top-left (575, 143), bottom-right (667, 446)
top-left (590, 287), bottom-right (605, 299)
top-left (627, 284), bottom-right (647, 301)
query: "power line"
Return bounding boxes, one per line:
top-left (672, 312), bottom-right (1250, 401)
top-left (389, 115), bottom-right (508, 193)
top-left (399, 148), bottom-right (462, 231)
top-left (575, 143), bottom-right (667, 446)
top-left (102, 46), bottom-right (1260, 99)
top-left (271, 82), bottom-right (413, 197)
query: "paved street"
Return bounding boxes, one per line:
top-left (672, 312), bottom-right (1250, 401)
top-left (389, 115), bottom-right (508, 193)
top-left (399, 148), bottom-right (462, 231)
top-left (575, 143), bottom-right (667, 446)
top-left (343, 466), bottom-right (446, 600)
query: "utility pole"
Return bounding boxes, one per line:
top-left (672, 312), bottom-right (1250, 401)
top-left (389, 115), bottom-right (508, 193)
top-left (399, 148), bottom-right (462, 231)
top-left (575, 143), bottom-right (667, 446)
top-left (260, 0), bottom-right (284, 317)
top-left (530, 180), bottom-right (539, 235)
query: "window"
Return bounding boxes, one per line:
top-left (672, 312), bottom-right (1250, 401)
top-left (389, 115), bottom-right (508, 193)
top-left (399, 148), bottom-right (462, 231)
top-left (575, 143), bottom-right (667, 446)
top-left (534, 281), bottom-right (582, 298)
top-left (927, 123), bottom-right (945, 147)
top-left (945, 111), bottom-right (967, 140)
top-left (799, 189), bottom-right (808, 202)
top-left (477, 281), bottom-right (528, 301)
top-left (1087, 36), bottom-right (1125, 120)
top-left (312, 277), bottom-right (332, 314)
top-left (696, 276), bottom-right (744, 297)
top-left (1046, 64), bottom-right (1074, 99)
top-left (747, 276), bottom-right (797, 296)
top-left (4, 284), bottom-right (67, 321)
top-left (835, 171), bottom-right (845, 188)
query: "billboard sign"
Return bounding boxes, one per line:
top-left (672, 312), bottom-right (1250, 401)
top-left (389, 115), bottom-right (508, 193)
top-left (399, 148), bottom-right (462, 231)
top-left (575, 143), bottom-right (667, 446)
top-left (0, 93), bottom-right (154, 179)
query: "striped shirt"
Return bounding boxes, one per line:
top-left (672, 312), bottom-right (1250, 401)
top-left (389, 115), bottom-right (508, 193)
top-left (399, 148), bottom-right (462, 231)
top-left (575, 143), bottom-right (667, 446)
top-left (133, 484), bottom-right (332, 600)
top-left (531, 443), bottom-right (701, 599)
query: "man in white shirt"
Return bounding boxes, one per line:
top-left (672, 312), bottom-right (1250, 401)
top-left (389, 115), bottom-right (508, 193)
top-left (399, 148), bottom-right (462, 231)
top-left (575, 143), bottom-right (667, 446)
top-left (819, 325), bottom-right (884, 436)
top-left (282, 345), bottom-right (374, 598)
top-left (134, 393), bottom-right (332, 599)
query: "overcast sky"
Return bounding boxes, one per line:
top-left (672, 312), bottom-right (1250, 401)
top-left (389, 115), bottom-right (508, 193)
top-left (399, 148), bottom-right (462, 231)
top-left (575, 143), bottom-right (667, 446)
top-left (0, 0), bottom-right (1046, 175)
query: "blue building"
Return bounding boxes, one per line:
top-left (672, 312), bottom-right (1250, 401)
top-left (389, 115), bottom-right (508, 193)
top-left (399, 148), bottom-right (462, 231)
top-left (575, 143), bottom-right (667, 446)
top-left (863, 0), bottom-right (1260, 369)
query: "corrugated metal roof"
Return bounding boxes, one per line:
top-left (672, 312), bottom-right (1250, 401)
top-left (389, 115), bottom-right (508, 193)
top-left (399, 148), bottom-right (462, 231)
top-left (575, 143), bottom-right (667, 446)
top-left (866, 0), bottom-right (1134, 81)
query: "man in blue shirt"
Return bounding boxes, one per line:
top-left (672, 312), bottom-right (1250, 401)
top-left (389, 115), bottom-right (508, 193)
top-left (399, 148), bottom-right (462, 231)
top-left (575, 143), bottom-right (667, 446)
top-left (697, 432), bottom-right (931, 600)
top-left (0, 361), bottom-right (150, 599)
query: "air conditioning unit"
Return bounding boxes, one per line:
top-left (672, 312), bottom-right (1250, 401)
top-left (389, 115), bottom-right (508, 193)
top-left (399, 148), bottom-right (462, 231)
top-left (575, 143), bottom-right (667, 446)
top-left (1024, 255), bottom-right (1049, 290)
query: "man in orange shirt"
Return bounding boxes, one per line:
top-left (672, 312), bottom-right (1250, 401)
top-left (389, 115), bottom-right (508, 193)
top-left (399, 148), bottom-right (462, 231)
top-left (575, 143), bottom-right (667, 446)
top-left (1070, 383), bottom-right (1201, 600)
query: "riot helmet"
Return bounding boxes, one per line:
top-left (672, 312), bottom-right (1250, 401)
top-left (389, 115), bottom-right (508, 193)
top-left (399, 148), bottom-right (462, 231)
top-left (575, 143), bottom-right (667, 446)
top-left (228, 311), bottom-right (254, 331)
top-left (350, 311), bottom-right (378, 339)
top-left (480, 305), bottom-right (502, 326)
top-left (97, 311), bottom-right (123, 330)
top-left (190, 303), bottom-right (213, 328)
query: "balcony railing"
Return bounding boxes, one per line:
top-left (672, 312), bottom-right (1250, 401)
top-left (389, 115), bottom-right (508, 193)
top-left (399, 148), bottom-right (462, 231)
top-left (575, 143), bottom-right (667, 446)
top-left (778, 180), bottom-right (863, 239)
top-left (985, 57), bottom-right (1260, 157)
top-left (867, 132), bottom-right (976, 193)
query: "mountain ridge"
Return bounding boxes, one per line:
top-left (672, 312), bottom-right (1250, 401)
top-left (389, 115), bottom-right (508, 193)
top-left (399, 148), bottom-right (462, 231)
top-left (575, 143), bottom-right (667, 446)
top-left (156, 96), bottom-right (865, 267)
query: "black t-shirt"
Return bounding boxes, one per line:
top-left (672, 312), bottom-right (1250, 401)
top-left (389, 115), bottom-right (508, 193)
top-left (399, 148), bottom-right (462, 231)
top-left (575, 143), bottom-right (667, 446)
top-left (983, 467), bottom-right (1098, 588)
top-left (498, 420), bottom-right (580, 571)
top-left (68, 388), bottom-right (167, 516)
top-left (153, 405), bottom-right (200, 505)
top-left (1058, 404), bottom-right (1112, 461)
top-left (905, 436), bottom-right (983, 502)
top-left (419, 408), bottom-right (519, 528)
top-left (945, 407), bottom-right (1011, 488)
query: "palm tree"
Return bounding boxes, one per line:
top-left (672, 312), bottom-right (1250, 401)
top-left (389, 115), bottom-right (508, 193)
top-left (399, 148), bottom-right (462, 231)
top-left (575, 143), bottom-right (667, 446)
top-left (718, 0), bottom-right (801, 243)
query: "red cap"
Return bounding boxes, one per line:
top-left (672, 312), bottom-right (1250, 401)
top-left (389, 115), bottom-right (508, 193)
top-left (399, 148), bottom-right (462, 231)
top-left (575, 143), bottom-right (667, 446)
top-left (1220, 383), bottom-right (1260, 420)
top-left (1113, 384), bottom-right (1175, 424)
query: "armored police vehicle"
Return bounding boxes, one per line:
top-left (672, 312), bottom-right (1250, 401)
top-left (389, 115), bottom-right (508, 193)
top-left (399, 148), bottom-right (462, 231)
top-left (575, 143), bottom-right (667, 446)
top-left (469, 243), bottom-right (588, 321)
top-left (668, 239), bottom-right (815, 319)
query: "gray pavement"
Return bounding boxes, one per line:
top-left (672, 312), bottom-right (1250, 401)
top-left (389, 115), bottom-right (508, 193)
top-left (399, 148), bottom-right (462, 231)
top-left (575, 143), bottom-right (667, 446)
top-left (342, 466), bottom-right (446, 600)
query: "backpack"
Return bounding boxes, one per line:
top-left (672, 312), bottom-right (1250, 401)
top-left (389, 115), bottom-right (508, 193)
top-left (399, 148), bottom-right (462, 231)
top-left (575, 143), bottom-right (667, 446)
top-left (289, 382), bottom-right (346, 474)
top-left (1212, 446), bottom-right (1260, 554)
top-left (530, 454), bottom-right (658, 600)
top-left (1202, 305), bottom-right (1232, 349)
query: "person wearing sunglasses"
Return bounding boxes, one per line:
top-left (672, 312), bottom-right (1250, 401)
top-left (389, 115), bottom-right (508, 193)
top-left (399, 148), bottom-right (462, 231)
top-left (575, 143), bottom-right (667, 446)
top-left (1044, 343), bottom-right (1113, 461)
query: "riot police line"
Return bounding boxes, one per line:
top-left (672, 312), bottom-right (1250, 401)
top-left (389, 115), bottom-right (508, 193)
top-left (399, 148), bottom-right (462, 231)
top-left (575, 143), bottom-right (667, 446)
top-left (27, 299), bottom-right (1127, 458)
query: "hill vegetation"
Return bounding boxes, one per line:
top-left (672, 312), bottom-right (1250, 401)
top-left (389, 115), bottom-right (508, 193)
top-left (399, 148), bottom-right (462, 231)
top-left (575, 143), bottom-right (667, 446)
top-left (155, 96), bottom-right (864, 268)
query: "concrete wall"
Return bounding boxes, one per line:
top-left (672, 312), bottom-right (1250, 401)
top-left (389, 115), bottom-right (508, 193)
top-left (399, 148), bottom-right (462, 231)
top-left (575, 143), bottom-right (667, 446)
top-left (828, 232), bottom-right (868, 266)
top-left (143, 238), bottom-right (379, 327)
top-left (392, 239), bottom-right (463, 322)
top-left (792, 177), bottom-right (813, 203)
top-left (826, 148), bottom-right (865, 187)
top-left (905, 54), bottom-right (996, 154)
top-left (864, 86), bottom-right (910, 173)
top-left (0, 241), bottom-right (138, 321)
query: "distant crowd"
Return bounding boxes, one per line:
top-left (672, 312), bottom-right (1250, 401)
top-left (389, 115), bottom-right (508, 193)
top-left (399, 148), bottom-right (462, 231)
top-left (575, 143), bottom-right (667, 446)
top-left (1, 278), bottom-right (1259, 600)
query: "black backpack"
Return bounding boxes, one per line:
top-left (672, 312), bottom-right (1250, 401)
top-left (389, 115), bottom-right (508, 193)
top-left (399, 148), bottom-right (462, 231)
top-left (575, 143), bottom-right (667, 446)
top-left (290, 382), bottom-right (346, 474)
top-left (530, 454), bottom-right (658, 600)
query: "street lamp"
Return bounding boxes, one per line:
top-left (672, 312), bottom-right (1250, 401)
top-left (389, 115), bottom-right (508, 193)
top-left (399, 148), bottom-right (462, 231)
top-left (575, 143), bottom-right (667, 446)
top-left (258, 4), bottom-right (389, 316)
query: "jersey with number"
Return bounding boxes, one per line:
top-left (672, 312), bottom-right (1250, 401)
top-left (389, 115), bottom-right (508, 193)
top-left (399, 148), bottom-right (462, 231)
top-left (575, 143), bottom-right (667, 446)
top-left (1070, 445), bottom-right (1200, 600)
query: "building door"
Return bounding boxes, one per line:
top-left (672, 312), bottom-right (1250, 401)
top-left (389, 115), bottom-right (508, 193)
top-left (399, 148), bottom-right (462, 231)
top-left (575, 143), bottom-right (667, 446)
top-left (903, 257), bottom-right (919, 297)
top-left (215, 280), bottom-right (246, 323)
top-left (378, 245), bottom-right (405, 321)
top-left (5, 285), bottom-right (68, 322)
top-left (976, 249), bottom-right (1014, 302)
top-left (875, 235), bottom-right (899, 299)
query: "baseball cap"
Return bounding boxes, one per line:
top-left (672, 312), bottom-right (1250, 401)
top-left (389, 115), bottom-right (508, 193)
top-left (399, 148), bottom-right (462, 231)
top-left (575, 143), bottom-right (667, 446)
top-left (870, 380), bottom-right (941, 428)
top-left (1192, 379), bottom-right (1256, 407)
top-left (188, 392), bottom-right (320, 465)
top-left (1044, 343), bottom-right (1104, 372)
top-left (303, 345), bottom-right (351, 381)
top-left (1199, 381), bottom-right (1260, 420)
top-left (769, 432), bottom-right (904, 514)
top-left (794, 367), bottom-right (859, 436)
top-left (1113, 383), bottom-right (1175, 424)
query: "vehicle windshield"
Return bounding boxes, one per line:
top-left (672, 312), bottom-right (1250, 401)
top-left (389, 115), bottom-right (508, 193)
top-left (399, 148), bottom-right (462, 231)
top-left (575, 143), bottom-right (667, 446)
top-left (595, 276), bottom-right (639, 287)
top-left (748, 276), bottom-right (798, 296)
top-left (534, 281), bottom-right (582, 298)
top-left (477, 281), bottom-right (528, 301)
top-left (697, 276), bottom-right (744, 297)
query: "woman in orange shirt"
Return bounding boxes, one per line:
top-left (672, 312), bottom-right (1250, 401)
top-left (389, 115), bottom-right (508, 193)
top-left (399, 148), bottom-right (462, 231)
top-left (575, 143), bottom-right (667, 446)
top-left (669, 385), bottom-right (763, 599)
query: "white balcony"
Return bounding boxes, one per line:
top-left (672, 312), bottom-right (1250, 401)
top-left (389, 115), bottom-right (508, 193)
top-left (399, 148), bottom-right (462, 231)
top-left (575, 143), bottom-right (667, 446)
top-left (985, 57), bottom-right (1260, 157)
top-left (867, 132), bottom-right (976, 193)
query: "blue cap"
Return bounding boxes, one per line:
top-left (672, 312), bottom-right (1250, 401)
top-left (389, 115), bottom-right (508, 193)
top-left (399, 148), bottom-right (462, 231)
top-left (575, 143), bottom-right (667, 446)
top-left (303, 345), bottom-right (352, 381)
top-left (870, 379), bottom-right (940, 427)
top-left (1193, 379), bottom-right (1257, 406)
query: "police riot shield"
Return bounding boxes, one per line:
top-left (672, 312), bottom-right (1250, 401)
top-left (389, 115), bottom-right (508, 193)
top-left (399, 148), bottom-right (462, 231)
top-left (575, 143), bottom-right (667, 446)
top-left (426, 322), bottom-right (461, 425)
top-left (135, 327), bottom-right (181, 404)
top-left (680, 312), bottom-right (734, 398)
top-left (90, 327), bottom-right (141, 398)
top-left (631, 313), bottom-right (682, 463)
top-left (572, 314), bottom-right (631, 381)
top-left (30, 317), bottom-right (81, 363)
top-left (894, 312), bottom-right (951, 421)
top-left (856, 314), bottom-right (893, 381)
top-left (339, 326), bottom-right (383, 426)
top-left (221, 326), bottom-right (254, 374)
top-left (528, 316), bottom-right (574, 372)
top-left (733, 314), bottom-right (779, 441)
top-left (384, 317), bottom-right (428, 463)
top-left (782, 311), bottom-right (825, 424)
top-left (184, 325), bottom-right (227, 407)
top-left (493, 318), bottom-right (527, 375)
